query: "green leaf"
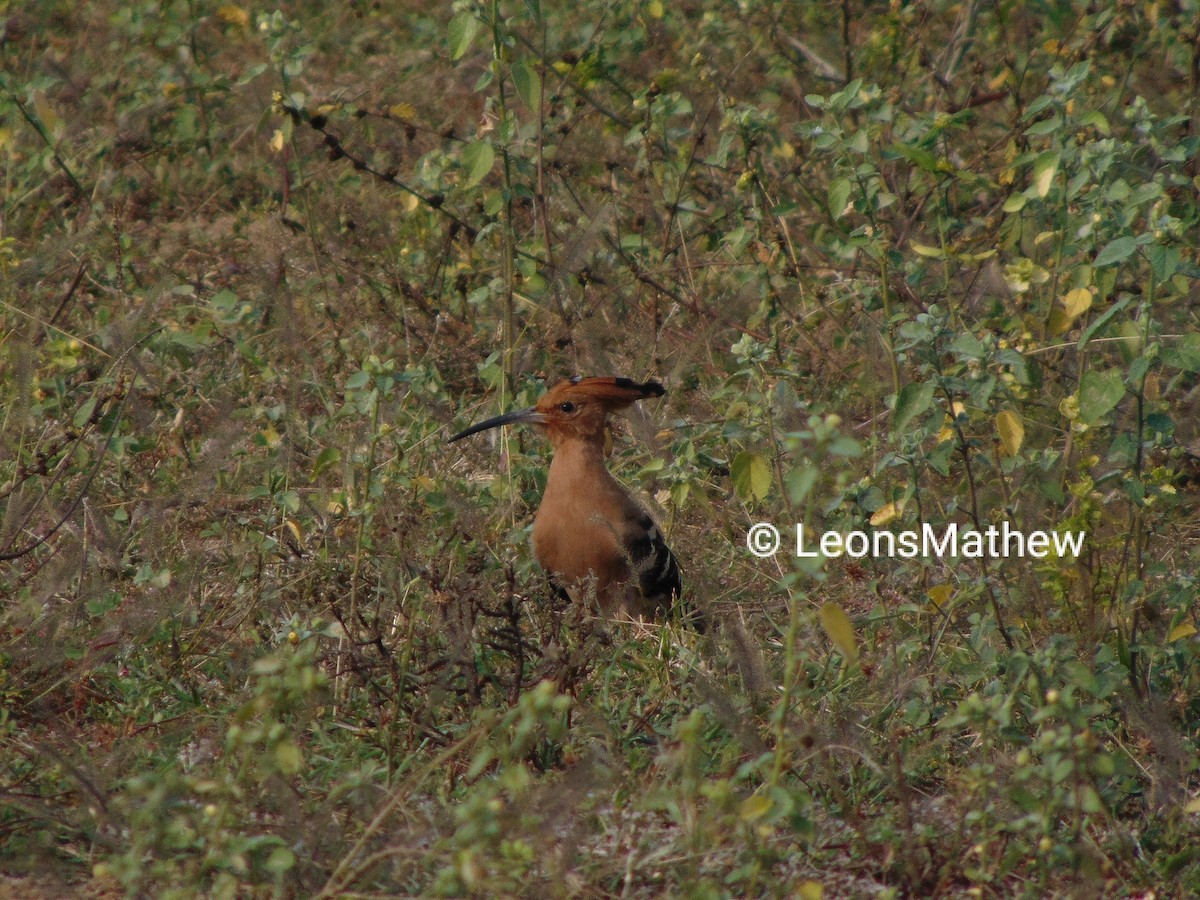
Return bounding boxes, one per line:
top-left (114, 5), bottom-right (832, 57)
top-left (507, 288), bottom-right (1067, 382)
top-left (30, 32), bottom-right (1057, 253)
top-left (1094, 236), bottom-right (1137, 267)
top-left (949, 332), bottom-right (986, 360)
top-left (1051, 756), bottom-right (1075, 783)
top-left (828, 177), bottom-right (851, 218)
top-left (731, 451), bottom-right (772, 502)
top-left (1079, 109), bottom-right (1110, 134)
top-left (1024, 94), bottom-right (1054, 118)
top-left (1160, 333), bottom-right (1200, 373)
top-left (511, 57), bottom-right (541, 111)
top-left (1024, 118), bottom-right (1060, 137)
top-left (210, 287), bottom-right (238, 312)
top-left (892, 382), bottom-right (935, 434)
top-left (827, 435), bottom-right (862, 457)
top-left (311, 446), bottom-right (341, 479)
top-left (886, 142), bottom-right (941, 173)
top-left (1079, 296), bottom-right (1130, 349)
top-left (447, 12), bottom-right (480, 60)
top-left (266, 846), bottom-right (296, 875)
top-left (1146, 244), bottom-right (1180, 281)
top-left (1003, 193), bottom-right (1027, 213)
top-left (460, 140), bottom-right (494, 188)
top-left (1117, 321), bottom-right (1143, 364)
top-left (636, 457), bottom-right (665, 478)
top-left (1078, 368), bottom-right (1125, 424)
top-left (1128, 181), bottom-right (1162, 206)
top-left (73, 396), bottom-right (98, 429)
top-left (786, 465), bottom-right (818, 505)
top-left (1062, 59), bottom-right (1091, 89)
top-left (467, 746), bottom-right (494, 779)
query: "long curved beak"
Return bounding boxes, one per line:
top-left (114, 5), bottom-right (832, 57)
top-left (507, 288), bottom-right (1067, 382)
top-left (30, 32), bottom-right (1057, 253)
top-left (448, 406), bottom-right (546, 443)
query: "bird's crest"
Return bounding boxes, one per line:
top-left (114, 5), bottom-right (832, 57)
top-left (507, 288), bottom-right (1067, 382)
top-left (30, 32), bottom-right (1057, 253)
top-left (544, 376), bottom-right (665, 410)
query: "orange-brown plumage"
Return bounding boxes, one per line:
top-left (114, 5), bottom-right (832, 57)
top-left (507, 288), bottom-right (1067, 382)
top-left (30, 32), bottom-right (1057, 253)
top-left (450, 377), bottom-right (687, 622)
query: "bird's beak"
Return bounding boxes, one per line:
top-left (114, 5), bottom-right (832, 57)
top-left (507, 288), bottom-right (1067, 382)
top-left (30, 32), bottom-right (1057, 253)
top-left (448, 406), bottom-right (546, 443)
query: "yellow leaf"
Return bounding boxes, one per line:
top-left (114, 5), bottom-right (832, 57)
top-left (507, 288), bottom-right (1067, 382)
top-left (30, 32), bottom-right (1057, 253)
top-left (1059, 394), bottom-right (1080, 421)
top-left (870, 501), bottom-right (901, 527)
top-left (987, 68), bottom-right (1010, 90)
top-left (390, 103), bottom-right (416, 121)
top-left (1062, 287), bottom-right (1093, 320)
top-left (271, 129), bottom-right (285, 153)
top-left (1053, 286), bottom-right (1093, 333)
top-left (1169, 622), bottom-right (1197, 642)
top-left (274, 739), bottom-right (303, 775)
top-left (732, 451), bottom-right (772, 502)
top-left (936, 401), bottom-right (966, 443)
top-left (285, 519), bottom-right (304, 544)
top-left (1047, 307), bottom-right (1071, 336)
top-left (796, 881), bottom-right (824, 900)
top-left (996, 410), bottom-right (1024, 456)
top-left (911, 242), bottom-right (943, 258)
top-left (818, 602), bottom-right (859, 664)
top-left (647, 0), bottom-right (665, 17)
top-left (928, 584), bottom-right (952, 610)
top-left (217, 4), bottom-right (250, 27)
top-left (1034, 159), bottom-right (1056, 198)
top-left (32, 90), bottom-right (63, 136)
top-left (1185, 797), bottom-right (1200, 814)
top-left (739, 794), bottom-right (772, 822)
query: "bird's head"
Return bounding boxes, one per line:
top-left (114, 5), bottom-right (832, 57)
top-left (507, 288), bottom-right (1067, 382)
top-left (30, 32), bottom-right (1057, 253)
top-left (449, 376), bottom-right (666, 447)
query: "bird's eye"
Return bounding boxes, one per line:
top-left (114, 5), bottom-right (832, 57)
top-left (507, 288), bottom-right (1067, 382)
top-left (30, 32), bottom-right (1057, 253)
top-left (559, 401), bottom-right (576, 413)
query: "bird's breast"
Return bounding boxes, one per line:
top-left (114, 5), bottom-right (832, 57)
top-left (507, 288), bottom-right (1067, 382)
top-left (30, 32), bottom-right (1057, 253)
top-left (532, 494), bottom-right (627, 583)
top-left (530, 463), bottom-right (636, 607)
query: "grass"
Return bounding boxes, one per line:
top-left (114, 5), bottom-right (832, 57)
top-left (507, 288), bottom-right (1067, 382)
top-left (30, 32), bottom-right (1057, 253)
top-left (2, 0), bottom-right (1199, 896)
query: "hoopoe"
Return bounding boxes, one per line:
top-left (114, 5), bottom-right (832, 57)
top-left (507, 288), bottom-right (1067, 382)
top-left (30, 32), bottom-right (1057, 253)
top-left (450, 376), bottom-right (690, 624)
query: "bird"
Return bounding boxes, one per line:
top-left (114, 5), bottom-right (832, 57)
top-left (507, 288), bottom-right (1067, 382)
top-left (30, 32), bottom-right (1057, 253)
top-left (449, 376), bottom-right (691, 625)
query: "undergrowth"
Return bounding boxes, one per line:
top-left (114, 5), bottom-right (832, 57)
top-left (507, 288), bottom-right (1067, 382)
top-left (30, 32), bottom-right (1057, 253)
top-left (1, 1), bottom-right (1198, 896)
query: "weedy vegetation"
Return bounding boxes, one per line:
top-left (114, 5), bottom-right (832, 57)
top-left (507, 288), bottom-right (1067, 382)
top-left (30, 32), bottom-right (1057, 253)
top-left (1, 1), bottom-right (1199, 896)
